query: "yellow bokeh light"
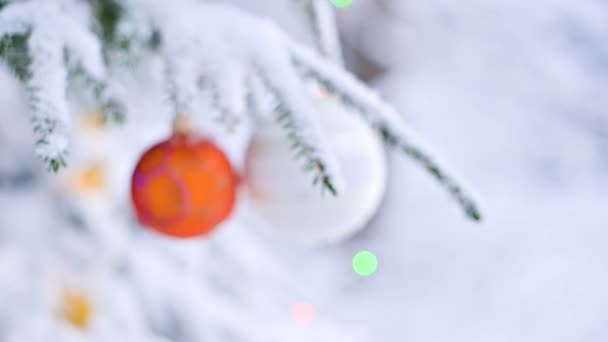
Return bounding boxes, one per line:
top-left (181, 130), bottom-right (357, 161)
top-left (59, 289), bottom-right (93, 329)
top-left (74, 163), bottom-right (105, 192)
top-left (78, 111), bottom-right (106, 132)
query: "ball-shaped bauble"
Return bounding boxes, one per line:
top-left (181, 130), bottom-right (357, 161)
top-left (131, 133), bottom-right (239, 238)
top-left (245, 95), bottom-right (387, 245)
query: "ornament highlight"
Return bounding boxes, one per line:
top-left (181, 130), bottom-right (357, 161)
top-left (131, 133), bottom-right (238, 238)
top-left (245, 93), bottom-right (387, 245)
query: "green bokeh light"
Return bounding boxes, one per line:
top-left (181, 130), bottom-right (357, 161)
top-left (330, 0), bottom-right (353, 9)
top-left (352, 250), bottom-right (378, 276)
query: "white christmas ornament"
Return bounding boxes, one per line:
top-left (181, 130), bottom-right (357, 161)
top-left (245, 93), bottom-right (387, 245)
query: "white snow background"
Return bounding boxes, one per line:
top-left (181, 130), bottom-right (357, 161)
top-left (332, 0), bottom-right (608, 341)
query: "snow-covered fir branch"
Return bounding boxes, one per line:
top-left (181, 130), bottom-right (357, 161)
top-left (202, 76), bottom-right (245, 133)
top-left (130, 0), bottom-right (343, 193)
top-left (0, 1), bottom-right (34, 80)
top-left (0, 0), bottom-right (126, 171)
top-left (0, 0), bottom-right (481, 218)
top-left (259, 72), bottom-right (341, 195)
top-left (296, 0), bottom-right (343, 63)
top-left (252, 38), bottom-right (344, 194)
top-left (0, 1), bottom-right (30, 37)
top-left (27, 29), bottom-right (70, 172)
top-left (285, 39), bottom-right (484, 221)
top-left (84, 75), bottom-right (126, 123)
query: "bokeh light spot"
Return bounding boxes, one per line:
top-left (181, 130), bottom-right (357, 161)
top-left (330, 0), bottom-right (353, 9)
top-left (292, 302), bottom-right (316, 327)
top-left (60, 289), bottom-right (93, 329)
top-left (75, 163), bottom-right (105, 192)
top-left (316, 85), bottom-right (330, 100)
top-left (352, 250), bottom-right (378, 276)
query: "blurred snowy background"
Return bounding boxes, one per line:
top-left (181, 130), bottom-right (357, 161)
top-left (334, 0), bottom-right (608, 340)
top-left (1, 0), bottom-right (608, 341)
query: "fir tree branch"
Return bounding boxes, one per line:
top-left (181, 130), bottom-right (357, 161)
top-left (164, 56), bottom-right (197, 117)
top-left (0, 32), bottom-right (31, 80)
top-left (297, 0), bottom-right (343, 63)
top-left (69, 66), bottom-right (126, 123)
top-left (88, 0), bottom-right (123, 48)
top-left (257, 73), bottom-right (340, 196)
top-left (0, 1), bottom-right (70, 171)
top-left (202, 79), bottom-right (243, 133)
top-left (276, 101), bottom-right (338, 195)
top-left (244, 72), bottom-right (273, 122)
top-left (198, 64), bottom-right (246, 133)
top-left (0, 1), bottom-right (33, 80)
top-left (27, 31), bottom-right (70, 172)
top-left (88, 0), bottom-right (160, 61)
top-left (287, 43), bottom-right (484, 221)
top-left (155, 13), bottom-right (200, 117)
top-left (1, 0), bottom-right (122, 171)
top-left (0, 0), bottom-right (30, 36)
top-left (62, 42), bottom-right (126, 124)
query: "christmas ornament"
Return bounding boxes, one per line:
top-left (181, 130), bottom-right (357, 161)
top-left (245, 91), bottom-right (387, 245)
top-left (59, 289), bottom-right (93, 329)
top-left (131, 129), bottom-right (239, 238)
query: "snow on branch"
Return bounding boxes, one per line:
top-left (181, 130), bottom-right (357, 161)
top-left (285, 40), bottom-right (484, 221)
top-left (296, 0), bottom-right (343, 63)
top-left (0, 0), bottom-right (31, 38)
top-left (80, 74), bottom-right (126, 123)
top-left (258, 71), bottom-right (341, 195)
top-left (60, 3), bottom-right (127, 123)
top-left (138, 0), bottom-right (206, 117)
top-left (0, 0), bottom-right (126, 171)
top-left (250, 21), bottom-right (343, 194)
top-left (1, 0), bottom-right (481, 218)
top-left (204, 63), bottom-right (247, 133)
top-left (132, 0), bottom-right (344, 195)
top-left (27, 30), bottom-right (70, 172)
top-left (0, 1), bottom-right (34, 80)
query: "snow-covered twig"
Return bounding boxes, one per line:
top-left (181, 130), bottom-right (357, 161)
top-left (296, 0), bottom-right (343, 64)
top-left (257, 72), bottom-right (341, 195)
top-left (69, 69), bottom-right (127, 123)
top-left (163, 56), bottom-right (197, 117)
top-left (205, 63), bottom-right (247, 133)
top-left (143, 0), bottom-right (207, 118)
top-left (0, 0), bottom-right (126, 170)
top-left (134, 0), bottom-right (344, 194)
top-left (1, 0), bottom-right (481, 218)
top-left (27, 30), bottom-right (70, 172)
top-left (0, 1), bottom-right (30, 37)
top-left (0, 1), bottom-right (33, 80)
top-left (287, 40), bottom-right (484, 221)
top-left (201, 78), bottom-right (244, 133)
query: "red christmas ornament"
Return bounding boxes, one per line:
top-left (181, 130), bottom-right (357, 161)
top-left (131, 133), bottom-right (239, 238)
